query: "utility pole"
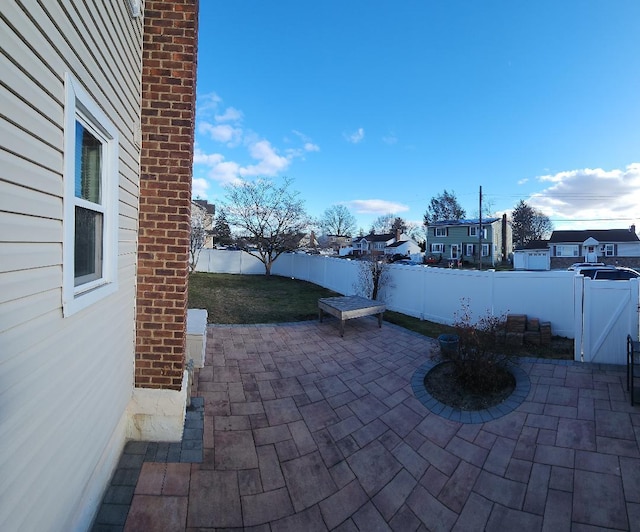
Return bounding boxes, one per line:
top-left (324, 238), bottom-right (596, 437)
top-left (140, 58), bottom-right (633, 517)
top-left (478, 185), bottom-right (482, 270)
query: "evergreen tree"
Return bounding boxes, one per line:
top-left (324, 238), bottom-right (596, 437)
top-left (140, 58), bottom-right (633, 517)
top-left (423, 190), bottom-right (466, 225)
top-left (511, 200), bottom-right (553, 248)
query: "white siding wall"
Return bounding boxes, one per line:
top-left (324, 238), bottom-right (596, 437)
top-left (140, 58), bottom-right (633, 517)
top-left (0, 2), bottom-right (142, 531)
top-left (617, 242), bottom-right (640, 257)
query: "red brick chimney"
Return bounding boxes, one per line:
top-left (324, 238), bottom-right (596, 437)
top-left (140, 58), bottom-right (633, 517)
top-left (136, 0), bottom-right (199, 391)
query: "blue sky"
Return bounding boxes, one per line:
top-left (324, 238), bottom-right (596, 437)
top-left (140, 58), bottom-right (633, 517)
top-left (193, 1), bottom-right (640, 235)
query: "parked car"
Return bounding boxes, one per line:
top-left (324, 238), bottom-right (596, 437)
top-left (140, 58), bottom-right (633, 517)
top-left (592, 267), bottom-right (640, 280)
top-left (572, 265), bottom-right (615, 278)
top-left (573, 265), bottom-right (640, 280)
top-left (393, 259), bottom-right (422, 266)
top-left (567, 262), bottom-right (606, 271)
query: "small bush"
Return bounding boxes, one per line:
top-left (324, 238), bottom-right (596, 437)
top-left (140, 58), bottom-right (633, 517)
top-left (442, 299), bottom-right (515, 394)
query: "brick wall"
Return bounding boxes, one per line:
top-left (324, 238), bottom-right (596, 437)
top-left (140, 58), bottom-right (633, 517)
top-left (551, 256), bottom-right (640, 270)
top-left (136, 0), bottom-right (199, 390)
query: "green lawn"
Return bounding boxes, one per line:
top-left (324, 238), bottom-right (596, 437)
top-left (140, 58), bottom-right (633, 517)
top-left (188, 272), bottom-right (573, 358)
top-left (188, 273), bottom-right (340, 324)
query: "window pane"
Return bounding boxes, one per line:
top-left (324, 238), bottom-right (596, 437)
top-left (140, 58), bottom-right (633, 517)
top-left (75, 206), bottom-right (103, 285)
top-left (75, 121), bottom-right (102, 203)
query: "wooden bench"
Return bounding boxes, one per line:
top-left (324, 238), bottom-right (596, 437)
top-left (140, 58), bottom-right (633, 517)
top-left (318, 296), bottom-right (386, 337)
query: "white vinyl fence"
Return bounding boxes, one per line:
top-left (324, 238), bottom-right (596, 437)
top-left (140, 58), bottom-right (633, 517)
top-left (196, 250), bottom-right (640, 365)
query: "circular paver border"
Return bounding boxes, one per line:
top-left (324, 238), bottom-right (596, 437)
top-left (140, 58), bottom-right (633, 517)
top-left (411, 359), bottom-right (531, 424)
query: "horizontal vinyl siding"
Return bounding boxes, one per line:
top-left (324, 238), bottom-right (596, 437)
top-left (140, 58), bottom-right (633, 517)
top-left (0, 147), bottom-right (61, 196)
top-left (0, 212), bottom-right (61, 243)
top-left (0, 1), bottom-right (142, 531)
top-left (0, 180), bottom-right (61, 220)
top-left (616, 243), bottom-right (640, 257)
top-left (0, 265), bottom-right (60, 305)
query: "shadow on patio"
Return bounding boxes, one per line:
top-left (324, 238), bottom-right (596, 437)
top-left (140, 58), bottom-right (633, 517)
top-left (95, 317), bottom-right (640, 531)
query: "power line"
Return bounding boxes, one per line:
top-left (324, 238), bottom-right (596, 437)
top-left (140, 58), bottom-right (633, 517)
top-left (546, 218), bottom-right (635, 222)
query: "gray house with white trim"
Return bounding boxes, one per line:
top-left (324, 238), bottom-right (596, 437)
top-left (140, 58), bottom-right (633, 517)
top-left (549, 227), bottom-right (640, 269)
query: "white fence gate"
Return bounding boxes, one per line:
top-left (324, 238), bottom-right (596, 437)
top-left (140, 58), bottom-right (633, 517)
top-left (574, 277), bottom-right (640, 364)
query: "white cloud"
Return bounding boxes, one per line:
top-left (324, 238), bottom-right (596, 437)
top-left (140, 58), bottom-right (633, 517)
top-left (292, 130), bottom-right (312, 142)
top-left (345, 128), bottom-right (365, 144)
top-left (193, 147), bottom-right (242, 185)
top-left (528, 163), bottom-right (640, 229)
top-left (196, 92), bottom-right (222, 115)
top-left (193, 140), bottom-right (293, 185)
top-left (382, 133), bottom-right (398, 145)
top-left (304, 142), bottom-right (320, 152)
top-left (517, 178), bottom-right (529, 185)
top-left (215, 106), bottom-right (243, 123)
top-left (289, 130), bottom-right (320, 153)
top-left (241, 140), bottom-right (290, 176)
top-left (192, 177), bottom-right (209, 198)
top-left (345, 199), bottom-right (410, 215)
top-left (198, 121), bottom-right (243, 146)
top-left (194, 96), bottom-right (319, 191)
top-left (193, 148), bottom-right (224, 166)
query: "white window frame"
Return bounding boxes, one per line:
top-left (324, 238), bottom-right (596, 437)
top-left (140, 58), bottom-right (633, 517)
top-left (604, 244), bottom-right (615, 257)
top-left (468, 226), bottom-right (488, 238)
top-left (482, 243), bottom-right (490, 257)
top-left (435, 227), bottom-right (447, 237)
top-left (430, 243), bottom-right (444, 253)
top-left (63, 73), bottom-right (119, 316)
top-left (465, 244), bottom-right (475, 256)
top-left (555, 245), bottom-right (579, 257)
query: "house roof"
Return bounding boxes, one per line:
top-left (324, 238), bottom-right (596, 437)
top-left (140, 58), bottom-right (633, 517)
top-left (193, 199), bottom-right (215, 214)
top-left (387, 240), bottom-right (410, 248)
top-left (520, 239), bottom-right (549, 250)
top-left (356, 233), bottom-right (396, 243)
top-left (429, 218), bottom-right (500, 227)
top-left (549, 229), bottom-right (639, 243)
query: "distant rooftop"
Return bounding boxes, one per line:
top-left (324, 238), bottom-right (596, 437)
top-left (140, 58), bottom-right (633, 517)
top-left (549, 228), bottom-right (639, 243)
top-left (429, 218), bottom-right (500, 226)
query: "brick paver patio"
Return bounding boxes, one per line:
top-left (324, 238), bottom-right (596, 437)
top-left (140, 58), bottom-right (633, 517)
top-left (97, 317), bottom-right (640, 531)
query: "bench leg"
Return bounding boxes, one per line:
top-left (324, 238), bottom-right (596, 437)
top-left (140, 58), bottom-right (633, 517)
top-left (319, 308), bottom-right (323, 323)
top-left (340, 320), bottom-right (345, 337)
top-left (378, 313), bottom-right (383, 328)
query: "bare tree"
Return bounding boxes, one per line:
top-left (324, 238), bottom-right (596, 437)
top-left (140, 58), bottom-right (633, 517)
top-left (511, 200), bottom-right (553, 248)
top-left (189, 204), bottom-right (207, 272)
top-left (223, 177), bottom-right (310, 276)
top-left (320, 204), bottom-right (357, 236)
top-left (423, 190), bottom-right (466, 225)
top-left (370, 214), bottom-right (393, 234)
top-left (354, 256), bottom-right (391, 301)
top-left (404, 221), bottom-right (425, 247)
top-left (369, 214), bottom-right (407, 235)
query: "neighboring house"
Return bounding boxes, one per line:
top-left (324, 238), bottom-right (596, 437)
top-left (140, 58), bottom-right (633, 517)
top-left (513, 240), bottom-right (551, 271)
top-left (353, 231), bottom-right (411, 257)
top-left (384, 238), bottom-right (422, 258)
top-left (425, 215), bottom-right (512, 267)
top-left (548, 227), bottom-right (640, 269)
top-left (326, 234), bottom-right (353, 254)
top-left (192, 199), bottom-right (215, 248)
top-left (0, 2), bottom-right (199, 530)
